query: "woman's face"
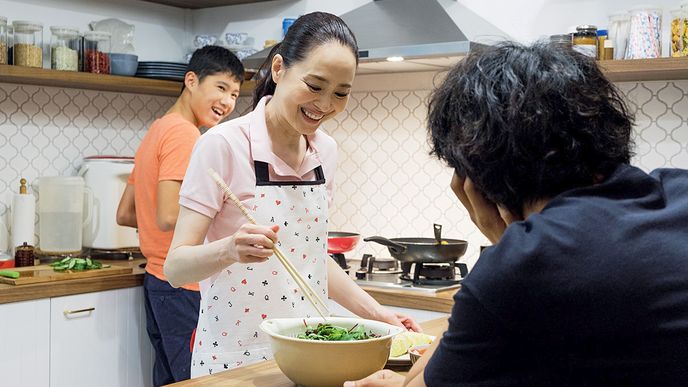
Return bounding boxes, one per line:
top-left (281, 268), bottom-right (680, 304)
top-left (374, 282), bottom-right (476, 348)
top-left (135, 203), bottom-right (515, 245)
top-left (270, 41), bottom-right (357, 135)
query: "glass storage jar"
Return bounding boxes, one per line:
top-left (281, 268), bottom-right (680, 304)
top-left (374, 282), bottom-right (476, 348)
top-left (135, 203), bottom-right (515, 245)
top-left (12, 20), bottom-right (43, 68)
top-left (550, 34), bottom-right (572, 46)
top-left (0, 16), bottom-right (7, 65)
top-left (670, 8), bottom-right (688, 57)
top-left (83, 31), bottom-right (111, 74)
top-left (50, 26), bottom-right (79, 71)
top-left (609, 13), bottom-right (630, 60)
top-left (573, 25), bottom-right (598, 58)
top-left (625, 6), bottom-right (662, 59)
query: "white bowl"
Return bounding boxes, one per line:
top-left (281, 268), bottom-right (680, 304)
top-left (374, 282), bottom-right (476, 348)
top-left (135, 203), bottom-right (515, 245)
top-left (260, 317), bottom-right (404, 387)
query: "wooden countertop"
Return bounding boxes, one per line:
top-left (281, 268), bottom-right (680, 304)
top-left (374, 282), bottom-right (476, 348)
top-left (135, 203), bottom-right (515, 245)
top-left (0, 258), bottom-right (146, 304)
top-left (360, 286), bottom-right (457, 313)
top-left (0, 260), bottom-right (457, 313)
top-left (168, 317), bottom-right (449, 387)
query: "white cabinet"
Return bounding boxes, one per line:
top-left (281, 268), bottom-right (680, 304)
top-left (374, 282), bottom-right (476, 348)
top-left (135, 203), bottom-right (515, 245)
top-left (0, 298), bottom-right (51, 387)
top-left (50, 287), bottom-right (154, 387)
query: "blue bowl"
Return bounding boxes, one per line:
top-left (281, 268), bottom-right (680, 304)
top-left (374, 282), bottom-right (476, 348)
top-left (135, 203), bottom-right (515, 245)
top-left (110, 53), bottom-right (139, 76)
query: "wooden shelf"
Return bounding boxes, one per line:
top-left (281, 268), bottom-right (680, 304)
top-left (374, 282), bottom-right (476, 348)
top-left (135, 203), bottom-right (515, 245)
top-left (0, 64), bottom-right (256, 97)
top-left (599, 57), bottom-right (688, 82)
top-left (140, 0), bottom-right (277, 9)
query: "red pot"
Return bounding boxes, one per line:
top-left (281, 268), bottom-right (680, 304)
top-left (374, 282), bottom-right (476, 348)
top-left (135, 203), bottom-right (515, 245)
top-left (327, 232), bottom-right (360, 254)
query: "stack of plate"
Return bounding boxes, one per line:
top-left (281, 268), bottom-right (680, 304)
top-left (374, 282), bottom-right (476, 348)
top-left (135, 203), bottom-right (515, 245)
top-left (135, 61), bottom-right (187, 81)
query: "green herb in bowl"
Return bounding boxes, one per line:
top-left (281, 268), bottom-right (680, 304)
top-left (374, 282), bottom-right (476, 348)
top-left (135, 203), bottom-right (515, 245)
top-left (297, 322), bottom-right (381, 341)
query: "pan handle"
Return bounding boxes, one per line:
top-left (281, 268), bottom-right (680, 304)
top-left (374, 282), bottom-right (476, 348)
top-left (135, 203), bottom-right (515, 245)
top-left (363, 236), bottom-right (407, 254)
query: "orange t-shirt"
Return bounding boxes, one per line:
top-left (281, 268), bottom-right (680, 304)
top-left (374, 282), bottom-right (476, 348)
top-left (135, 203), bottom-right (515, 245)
top-left (128, 113), bottom-right (200, 291)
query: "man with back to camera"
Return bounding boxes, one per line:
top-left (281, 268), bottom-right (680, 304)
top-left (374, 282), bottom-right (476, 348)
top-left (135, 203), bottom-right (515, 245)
top-left (346, 41), bottom-right (688, 386)
top-left (116, 46), bottom-right (244, 386)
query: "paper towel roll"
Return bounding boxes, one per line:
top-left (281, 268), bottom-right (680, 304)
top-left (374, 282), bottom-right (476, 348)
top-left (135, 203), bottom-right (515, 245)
top-left (11, 193), bottom-right (36, 251)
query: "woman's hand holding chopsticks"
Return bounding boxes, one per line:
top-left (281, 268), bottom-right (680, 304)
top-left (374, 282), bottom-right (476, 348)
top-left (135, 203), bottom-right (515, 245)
top-left (225, 223), bottom-right (280, 264)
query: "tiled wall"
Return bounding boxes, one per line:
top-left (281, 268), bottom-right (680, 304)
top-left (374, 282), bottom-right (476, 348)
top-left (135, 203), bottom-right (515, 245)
top-left (1, 79), bottom-right (686, 268)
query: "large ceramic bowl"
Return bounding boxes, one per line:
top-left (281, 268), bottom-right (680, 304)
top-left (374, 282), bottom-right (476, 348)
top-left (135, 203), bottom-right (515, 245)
top-left (260, 317), bottom-right (404, 387)
top-left (110, 53), bottom-right (139, 76)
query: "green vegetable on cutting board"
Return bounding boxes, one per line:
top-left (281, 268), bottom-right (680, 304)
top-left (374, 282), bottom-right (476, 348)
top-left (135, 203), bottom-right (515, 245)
top-left (49, 257), bottom-right (110, 272)
top-left (0, 270), bottom-right (20, 279)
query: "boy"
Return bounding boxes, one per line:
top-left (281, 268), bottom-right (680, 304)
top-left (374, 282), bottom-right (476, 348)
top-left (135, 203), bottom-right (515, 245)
top-left (116, 45), bottom-right (244, 386)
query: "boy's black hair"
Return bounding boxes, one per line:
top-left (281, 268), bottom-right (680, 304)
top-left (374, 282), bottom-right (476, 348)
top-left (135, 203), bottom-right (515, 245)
top-left (182, 45), bottom-right (244, 92)
top-left (252, 12), bottom-right (358, 108)
top-left (428, 41), bottom-right (635, 217)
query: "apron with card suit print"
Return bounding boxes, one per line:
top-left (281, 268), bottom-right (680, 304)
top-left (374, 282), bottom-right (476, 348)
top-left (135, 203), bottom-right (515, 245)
top-left (190, 160), bottom-right (329, 378)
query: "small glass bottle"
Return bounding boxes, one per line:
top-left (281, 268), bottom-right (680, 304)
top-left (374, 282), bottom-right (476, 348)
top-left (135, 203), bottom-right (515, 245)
top-left (0, 16), bottom-right (7, 65)
top-left (83, 31), bottom-right (111, 74)
top-left (573, 25), bottom-right (598, 58)
top-left (12, 20), bottom-right (43, 68)
top-left (50, 26), bottom-right (79, 71)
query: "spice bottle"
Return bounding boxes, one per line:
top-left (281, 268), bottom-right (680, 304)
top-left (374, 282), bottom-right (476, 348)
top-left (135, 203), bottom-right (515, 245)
top-left (50, 26), bottom-right (79, 71)
top-left (0, 16), bottom-right (7, 65)
top-left (573, 25), bottom-right (598, 58)
top-left (83, 31), bottom-right (111, 74)
top-left (14, 242), bottom-right (35, 267)
top-left (597, 29), bottom-right (614, 60)
top-left (670, 8), bottom-right (688, 57)
top-left (12, 20), bottom-right (43, 68)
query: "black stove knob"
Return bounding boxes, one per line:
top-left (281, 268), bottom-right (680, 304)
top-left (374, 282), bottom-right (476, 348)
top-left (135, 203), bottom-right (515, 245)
top-left (355, 270), bottom-right (367, 280)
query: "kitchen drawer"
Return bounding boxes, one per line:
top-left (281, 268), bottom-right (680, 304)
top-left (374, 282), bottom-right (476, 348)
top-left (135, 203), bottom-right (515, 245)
top-left (0, 298), bottom-right (50, 387)
top-left (50, 287), bottom-right (153, 387)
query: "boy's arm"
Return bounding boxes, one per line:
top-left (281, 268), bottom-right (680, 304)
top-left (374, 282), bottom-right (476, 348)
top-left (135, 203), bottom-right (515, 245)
top-left (116, 184), bottom-right (137, 228)
top-left (156, 180), bottom-right (182, 232)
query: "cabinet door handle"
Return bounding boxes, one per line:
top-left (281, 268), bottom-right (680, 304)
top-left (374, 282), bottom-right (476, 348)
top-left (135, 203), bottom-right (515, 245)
top-left (63, 307), bottom-right (95, 316)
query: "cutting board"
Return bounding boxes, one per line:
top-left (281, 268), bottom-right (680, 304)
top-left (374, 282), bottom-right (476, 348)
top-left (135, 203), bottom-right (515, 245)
top-left (0, 264), bottom-right (133, 285)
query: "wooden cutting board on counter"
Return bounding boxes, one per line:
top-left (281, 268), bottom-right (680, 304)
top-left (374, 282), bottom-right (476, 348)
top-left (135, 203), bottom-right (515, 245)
top-left (0, 264), bottom-right (133, 285)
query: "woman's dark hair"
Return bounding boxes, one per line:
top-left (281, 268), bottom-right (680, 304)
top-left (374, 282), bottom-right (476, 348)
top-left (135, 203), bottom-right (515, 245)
top-left (428, 41), bottom-right (634, 216)
top-left (252, 12), bottom-right (358, 108)
top-left (182, 45), bottom-right (244, 92)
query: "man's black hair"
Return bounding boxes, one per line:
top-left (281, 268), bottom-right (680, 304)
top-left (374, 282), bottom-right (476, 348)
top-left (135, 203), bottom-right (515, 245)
top-left (428, 41), bottom-right (634, 216)
top-left (182, 45), bottom-right (244, 92)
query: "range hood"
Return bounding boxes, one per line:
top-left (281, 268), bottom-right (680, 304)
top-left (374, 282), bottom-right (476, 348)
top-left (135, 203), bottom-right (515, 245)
top-left (242, 0), bottom-right (503, 75)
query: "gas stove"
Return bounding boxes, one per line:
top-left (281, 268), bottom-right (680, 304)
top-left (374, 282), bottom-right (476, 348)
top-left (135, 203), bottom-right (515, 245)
top-left (353, 254), bottom-right (467, 293)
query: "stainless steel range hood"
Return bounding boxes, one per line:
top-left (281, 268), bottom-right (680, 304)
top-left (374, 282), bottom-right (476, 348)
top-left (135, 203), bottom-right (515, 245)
top-left (242, 0), bottom-right (505, 75)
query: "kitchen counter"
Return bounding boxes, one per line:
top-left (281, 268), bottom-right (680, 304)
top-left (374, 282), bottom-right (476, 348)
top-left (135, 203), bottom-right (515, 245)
top-left (0, 259), bottom-right (457, 313)
top-left (0, 258), bottom-right (146, 304)
top-left (360, 286), bottom-right (457, 313)
top-left (168, 317), bottom-right (449, 387)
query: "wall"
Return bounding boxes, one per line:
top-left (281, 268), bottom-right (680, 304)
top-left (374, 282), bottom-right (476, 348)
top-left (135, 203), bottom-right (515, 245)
top-left (0, 0), bottom-right (189, 62)
top-left (1, 75), bottom-right (685, 268)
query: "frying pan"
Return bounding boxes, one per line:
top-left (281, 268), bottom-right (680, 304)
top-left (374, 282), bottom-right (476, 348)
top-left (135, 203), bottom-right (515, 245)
top-left (327, 232), bottom-right (360, 254)
top-left (363, 225), bottom-right (467, 263)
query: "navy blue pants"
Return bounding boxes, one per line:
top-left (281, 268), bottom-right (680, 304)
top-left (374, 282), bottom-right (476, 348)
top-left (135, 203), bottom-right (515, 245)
top-left (143, 273), bottom-right (200, 387)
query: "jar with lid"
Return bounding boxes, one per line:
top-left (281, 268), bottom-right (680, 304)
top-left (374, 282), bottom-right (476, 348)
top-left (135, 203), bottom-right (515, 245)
top-left (50, 26), bottom-right (79, 71)
top-left (83, 31), bottom-right (111, 74)
top-left (0, 16), bottom-right (7, 65)
top-left (670, 8), bottom-right (688, 57)
top-left (609, 13), bottom-right (630, 60)
top-left (12, 20), bottom-right (43, 68)
top-left (573, 25), bottom-right (598, 58)
top-left (625, 6), bottom-right (662, 59)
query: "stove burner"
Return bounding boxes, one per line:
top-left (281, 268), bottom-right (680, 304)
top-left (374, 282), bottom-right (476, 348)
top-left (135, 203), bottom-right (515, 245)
top-left (399, 261), bottom-right (467, 286)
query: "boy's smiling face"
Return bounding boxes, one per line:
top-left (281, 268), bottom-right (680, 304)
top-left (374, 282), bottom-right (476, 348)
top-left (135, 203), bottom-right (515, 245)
top-left (188, 72), bottom-right (242, 128)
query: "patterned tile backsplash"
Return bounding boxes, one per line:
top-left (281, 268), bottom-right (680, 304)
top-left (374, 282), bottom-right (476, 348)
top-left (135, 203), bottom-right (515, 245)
top-left (1, 79), bottom-right (686, 269)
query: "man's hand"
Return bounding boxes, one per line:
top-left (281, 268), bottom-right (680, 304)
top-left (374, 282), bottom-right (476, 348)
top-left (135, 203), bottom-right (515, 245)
top-left (450, 173), bottom-right (508, 244)
top-left (344, 370), bottom-right (405, 387)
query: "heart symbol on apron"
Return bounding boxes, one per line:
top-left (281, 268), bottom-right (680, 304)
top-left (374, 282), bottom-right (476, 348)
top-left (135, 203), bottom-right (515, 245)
top-left (275, 200), bottom-right (281, 205)
top-left (261, 314), bottom-right (267, 319)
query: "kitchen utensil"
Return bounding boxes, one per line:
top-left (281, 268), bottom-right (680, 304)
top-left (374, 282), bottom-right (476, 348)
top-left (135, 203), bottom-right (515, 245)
top-left (260, 317), bottom-right (404, 387)
top-left (433, 223), bottom-right (442, 244)
top-left (364, 234), bottom-right (467, 263)
top-left (327, 231), bottom-right (360, 254)
top-left (207, 168), bottom-right (330, 319)
top-left (37, 176), bottom-right (92, 254)
top-left (79, 156), bottom-right (138, 249)
top-left (0, 263), bottom-right (131, 285)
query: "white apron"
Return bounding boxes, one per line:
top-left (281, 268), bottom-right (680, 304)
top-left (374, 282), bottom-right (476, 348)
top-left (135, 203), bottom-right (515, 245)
top-left (191, 160), bottom-right (329, 378)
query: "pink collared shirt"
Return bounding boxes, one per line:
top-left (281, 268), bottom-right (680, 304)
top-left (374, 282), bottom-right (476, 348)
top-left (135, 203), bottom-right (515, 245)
top-left (179, 96), bottom-right (338, 247)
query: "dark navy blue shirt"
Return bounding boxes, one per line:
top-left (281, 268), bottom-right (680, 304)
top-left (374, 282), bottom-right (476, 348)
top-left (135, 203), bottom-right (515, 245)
top-left (425, 165), bottom-right (688, 386)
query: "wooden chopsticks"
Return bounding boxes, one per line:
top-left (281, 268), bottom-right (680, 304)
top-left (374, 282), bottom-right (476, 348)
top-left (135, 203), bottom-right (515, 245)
top-left (207, 168), bottom-right (330, 319)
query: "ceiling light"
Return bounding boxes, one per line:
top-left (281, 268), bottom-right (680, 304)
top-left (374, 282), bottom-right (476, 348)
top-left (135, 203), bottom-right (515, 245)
top-left (386, 56), bottom-right (405, 62)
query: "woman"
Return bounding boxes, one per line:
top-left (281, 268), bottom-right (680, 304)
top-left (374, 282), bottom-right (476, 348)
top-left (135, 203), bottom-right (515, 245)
top-left (164, 12), bottom-right (420, 378)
